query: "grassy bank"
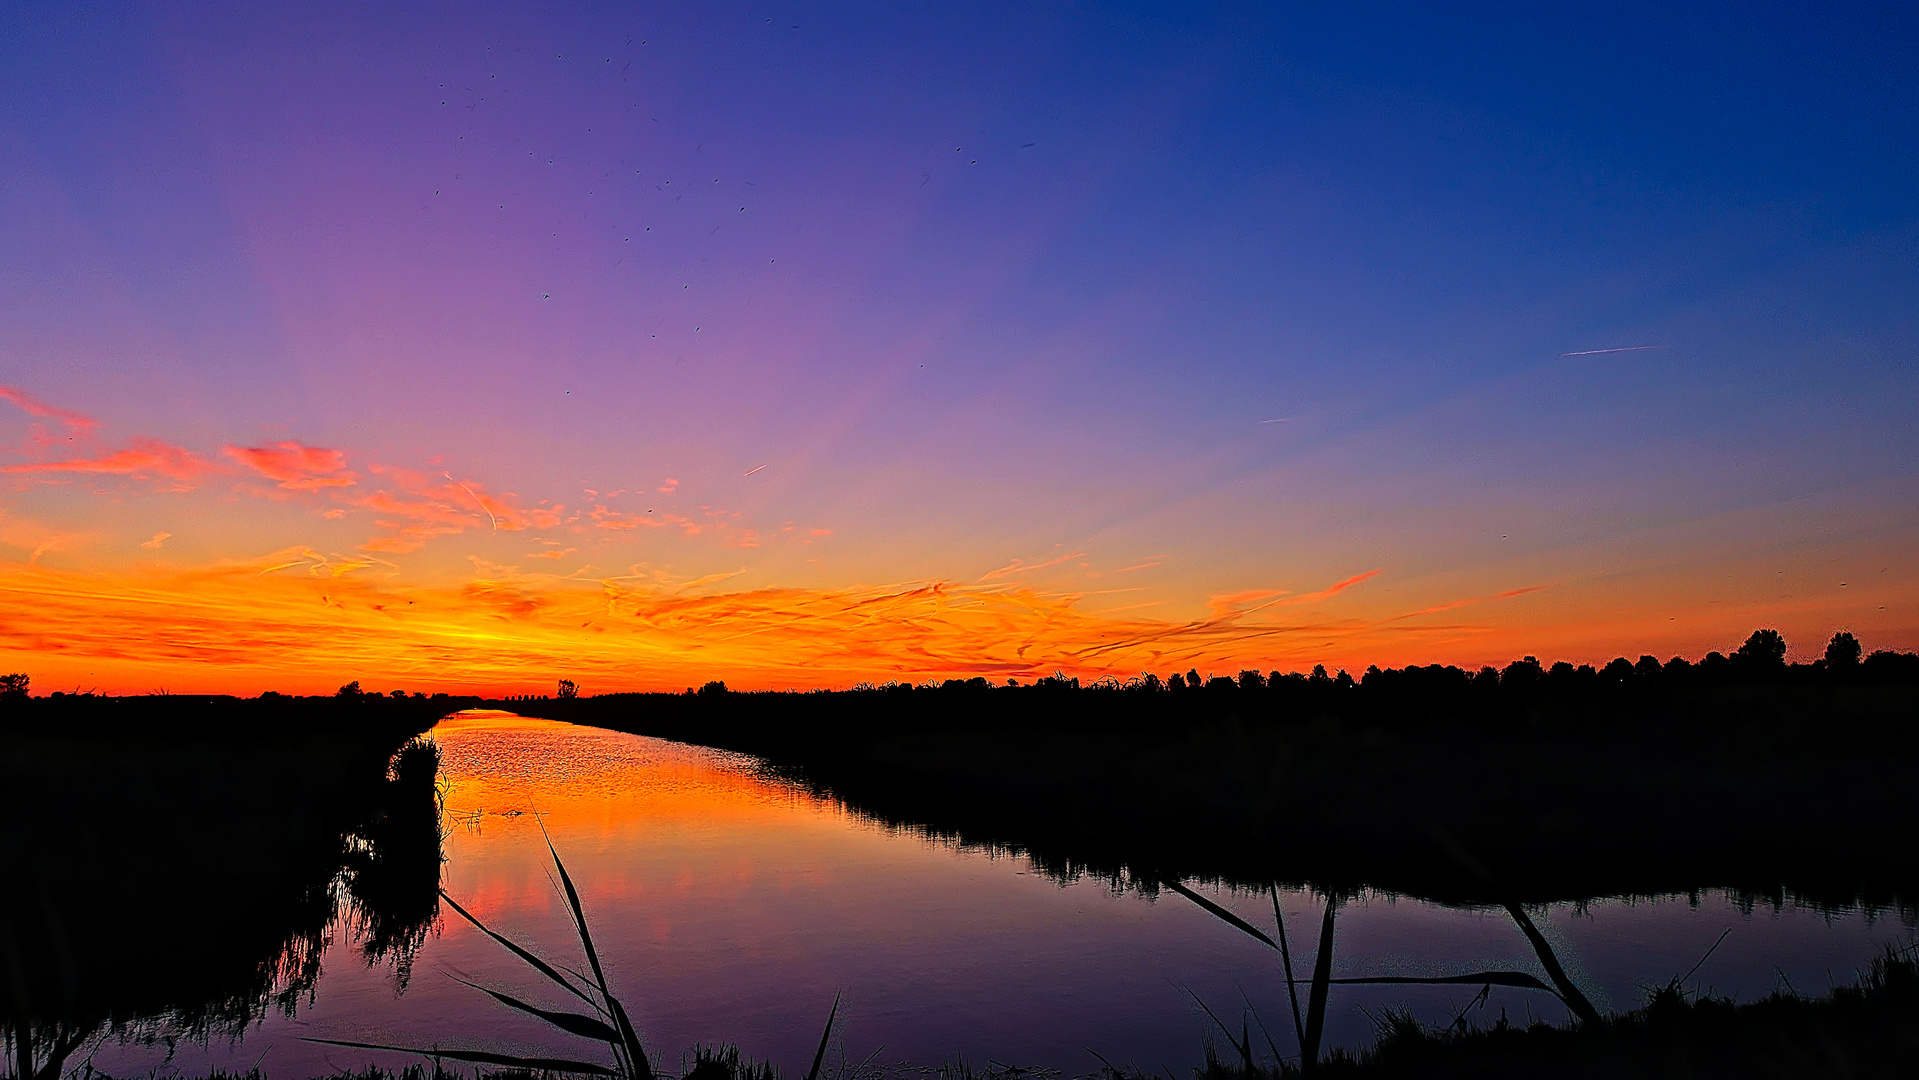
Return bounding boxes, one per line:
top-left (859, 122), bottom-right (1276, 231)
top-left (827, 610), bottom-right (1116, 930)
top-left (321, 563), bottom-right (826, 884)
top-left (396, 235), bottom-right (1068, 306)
top-left (511, 650), bottom-right (1919, 906)
top-left (1182, 943), bottom-right (1919, 1079)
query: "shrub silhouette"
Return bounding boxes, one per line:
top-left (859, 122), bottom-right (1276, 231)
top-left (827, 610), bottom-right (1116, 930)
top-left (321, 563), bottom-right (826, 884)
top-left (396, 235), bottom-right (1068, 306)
top-left (1826, 631), bottom-right (1862, 668)
top-left (1735, 629), bottom-right (1787, 670)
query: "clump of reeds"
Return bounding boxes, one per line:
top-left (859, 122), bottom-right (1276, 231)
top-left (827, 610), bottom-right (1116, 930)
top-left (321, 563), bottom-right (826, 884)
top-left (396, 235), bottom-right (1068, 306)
top-left (311, 833), bottom-right (841, 1080)
top-left (1162, 879), bottom-right (1594, 1075)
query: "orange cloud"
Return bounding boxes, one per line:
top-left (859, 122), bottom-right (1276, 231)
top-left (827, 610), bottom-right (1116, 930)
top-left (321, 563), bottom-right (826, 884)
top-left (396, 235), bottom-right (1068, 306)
top-left (344, 466), bottom-right (564, 552)
top-left (0, 385), bottom-right (97, 430)
top-left (1, 439), bottom-right (210, 483)
top-left (224, 442), bottom-right (357, 490)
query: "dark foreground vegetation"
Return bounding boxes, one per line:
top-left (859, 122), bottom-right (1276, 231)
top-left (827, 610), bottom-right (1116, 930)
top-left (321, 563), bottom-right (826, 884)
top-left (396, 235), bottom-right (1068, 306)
top-left (42, 950), bottom-right (1919, 1080)
top-left (1182, 943), bottom-right (1919, 1079)
top-left (514, 631), bottom-right (1919, 906)
top-left (0, 690), bottom-right (455, 1080)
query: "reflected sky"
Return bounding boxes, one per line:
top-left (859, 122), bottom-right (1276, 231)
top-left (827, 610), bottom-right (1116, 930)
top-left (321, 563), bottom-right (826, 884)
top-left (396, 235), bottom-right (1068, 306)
top-left (87, 712), bottom-right (1914, 1076)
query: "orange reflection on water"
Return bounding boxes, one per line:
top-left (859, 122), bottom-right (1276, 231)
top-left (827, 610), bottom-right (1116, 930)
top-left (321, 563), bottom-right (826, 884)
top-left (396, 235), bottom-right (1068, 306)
top-left (431, 711), bottom-right (850, 927)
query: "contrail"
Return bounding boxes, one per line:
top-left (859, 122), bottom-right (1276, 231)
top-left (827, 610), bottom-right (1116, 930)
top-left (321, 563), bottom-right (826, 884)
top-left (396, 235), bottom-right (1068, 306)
top-left (1560, 345), bottom-right (1664, 357)
top-left (447, 472), bottom-right (498, 529)
top-left (742, 464), bottom-right (768, 477)
top-left (1258, 417), bottom-right (1295, 424)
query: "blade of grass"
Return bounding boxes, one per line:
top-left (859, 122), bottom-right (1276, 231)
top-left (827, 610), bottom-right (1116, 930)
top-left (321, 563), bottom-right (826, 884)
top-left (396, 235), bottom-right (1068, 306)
top-left (1326, 972), bottom-right (1562, 997)
top-left (301, 1037), bottom-right (617, 1075)
top-left (849, 1043), bottom-right (886, 1080)
top-left (1301, 893), bottom-right (1339, 1074)
top-left (447, 975), bottom-right (622, 1043)
top-left (1502, 902), bottom-right (1600, 1026)
top-left (542, 829), bottom-right (654, 1080)
top-left (1178, 986), bottom-right (1249, 1066)
top-left (439, 890), bottom-right (597, 1007)
top-left (1084, 1047), bottom-right (1121, 1079)
top-left (1163, 879), bottom-right (1278, 950)
top-left (1271, 886), bottom-right (1306, 1061)
top-left (1678, 928), bottom-right (1733, 988)
top-left (804, 991), bottom-right (841, 1080)
top-left (1241, 987), bottom-right (1283, 1066)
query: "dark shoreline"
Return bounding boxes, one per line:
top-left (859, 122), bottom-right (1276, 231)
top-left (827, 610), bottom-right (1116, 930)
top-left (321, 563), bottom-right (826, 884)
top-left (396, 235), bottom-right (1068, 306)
top-left (510, 658), bottom-right (1919, 909)
top-left (1, 694), bottom-right (453, 1079)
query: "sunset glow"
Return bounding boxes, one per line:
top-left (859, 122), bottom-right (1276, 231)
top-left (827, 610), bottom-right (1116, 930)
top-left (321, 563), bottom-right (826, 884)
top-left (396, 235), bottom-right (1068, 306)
top-left (3, 6), bottom-right (1914, 692)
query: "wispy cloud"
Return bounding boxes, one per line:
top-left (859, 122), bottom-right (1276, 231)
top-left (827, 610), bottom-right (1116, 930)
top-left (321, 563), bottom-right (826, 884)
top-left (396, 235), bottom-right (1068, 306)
top-left (980, 549), bottom-right (1086, 581)
top-left (1, 439), bottom-right (210, 483)
top-left (0, 385), bottom-right (97, 430)
top-left (1560, 345), bottom-right (1664, 357)
top-left (1388, 584), bottom-right (1546, 621)
top-left (1206, 588), bottom-right (1286, 618)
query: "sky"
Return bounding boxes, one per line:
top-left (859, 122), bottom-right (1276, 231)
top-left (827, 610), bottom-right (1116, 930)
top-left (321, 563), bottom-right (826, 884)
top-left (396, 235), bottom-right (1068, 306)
top-left (2, 3), bottom-right (1915, 694)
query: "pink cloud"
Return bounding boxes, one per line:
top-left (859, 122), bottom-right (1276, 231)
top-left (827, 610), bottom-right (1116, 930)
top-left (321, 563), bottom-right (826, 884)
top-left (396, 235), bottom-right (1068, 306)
top-left (224, 442), bottom-right (357, 490)
top-left (0, 386), bottom-right (97, 430)
top-left (2, 439), bottom-right (209, 482)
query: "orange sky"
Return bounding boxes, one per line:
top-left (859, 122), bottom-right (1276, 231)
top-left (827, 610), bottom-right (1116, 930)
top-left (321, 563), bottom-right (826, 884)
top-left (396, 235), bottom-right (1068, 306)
top-left (5, 384), bottom-right (1916, 694)
top-left (3, 8), bottom-right (1917, 695)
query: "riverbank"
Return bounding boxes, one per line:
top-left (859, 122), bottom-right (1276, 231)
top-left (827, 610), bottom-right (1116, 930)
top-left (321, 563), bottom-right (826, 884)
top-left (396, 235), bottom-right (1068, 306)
top-left (513, 661), bottom-right (1919, 906)
top-left (1, 693), bottom-right (455, 1079)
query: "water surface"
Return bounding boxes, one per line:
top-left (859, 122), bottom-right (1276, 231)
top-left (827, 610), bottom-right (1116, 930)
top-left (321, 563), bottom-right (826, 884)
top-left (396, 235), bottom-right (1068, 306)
top-left (89, 711), bottom-right (1913, 1077)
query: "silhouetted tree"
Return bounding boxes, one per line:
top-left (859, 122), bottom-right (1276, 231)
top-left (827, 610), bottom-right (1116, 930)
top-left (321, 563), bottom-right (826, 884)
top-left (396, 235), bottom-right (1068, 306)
top-left (556, 678), bottom-right (579, 699)
top-left (1237, 669), bottom-right (1266, 691)
top-left (1826, 631), bottom-right (1862, 669)
top-left (1309, 664), bottom-right (1330, 686)
top-left (1736, 628), bottom-right (1788, 670)
top-left (0, 673), bottom-right (26, 700)
top-left (337, 680), bottom-right (362, 698)
top-left (1502, 656), bottom-right (1543, 688)
top-left (1185, 668), bottom-right (1202, 690)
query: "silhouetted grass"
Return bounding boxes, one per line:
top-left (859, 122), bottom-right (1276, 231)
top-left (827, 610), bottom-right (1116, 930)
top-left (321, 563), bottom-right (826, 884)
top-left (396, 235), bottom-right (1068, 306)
top-left (1166, 943), bottom-right (1919, 1079)
top-left (311, 837), bottom-right (842, 1080)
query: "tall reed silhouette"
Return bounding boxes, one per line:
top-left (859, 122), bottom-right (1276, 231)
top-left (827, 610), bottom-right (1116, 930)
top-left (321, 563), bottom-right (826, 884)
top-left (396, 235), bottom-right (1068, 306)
top-left (1164, 879), bottom-right (1594, 1073)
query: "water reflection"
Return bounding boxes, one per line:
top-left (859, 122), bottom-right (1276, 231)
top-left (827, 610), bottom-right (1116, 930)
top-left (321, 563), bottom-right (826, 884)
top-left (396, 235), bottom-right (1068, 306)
top-left (56, 713), bottom-right (1918, 1077)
